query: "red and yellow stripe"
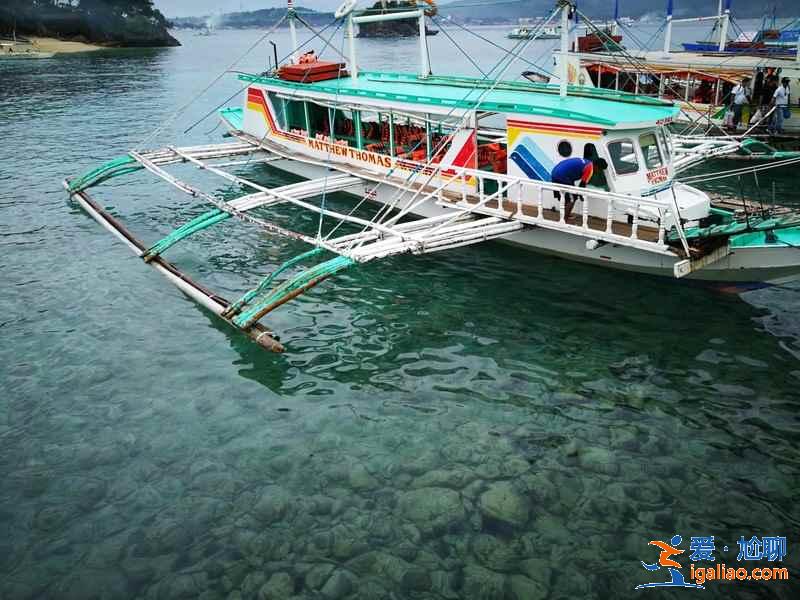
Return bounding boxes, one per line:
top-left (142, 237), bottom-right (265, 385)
top-left (507, 119), bottom-right (602, 145)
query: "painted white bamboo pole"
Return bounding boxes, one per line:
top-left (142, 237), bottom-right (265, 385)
top-left (559, 2), bottom-right (570, 98)
top-left (348, 13), bottom-right (358, 80)
top-left (663, 15), bottom-right (673, 54)
top-left (718, 11), bottom-right (730, 52)
top-left (419, 12), bottom-right (430, 77)
top-left (288, 0), bottom-right (298, 64)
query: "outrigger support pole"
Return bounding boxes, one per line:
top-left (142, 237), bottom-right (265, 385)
top-left (64, 182), bottom-right (285, 352)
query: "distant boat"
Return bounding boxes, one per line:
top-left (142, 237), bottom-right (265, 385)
top-left (0, 41), bottom-right (55, 59)
top-left (508, 24), bottom-right (560, 40)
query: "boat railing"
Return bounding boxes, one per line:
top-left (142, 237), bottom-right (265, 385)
top-left (409, 161), bottom-right (685, 256)
top-left (227, 126), bottom-right (688, 258)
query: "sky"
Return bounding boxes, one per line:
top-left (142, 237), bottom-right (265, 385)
top-left (154, 1), bottom-right (345, 18)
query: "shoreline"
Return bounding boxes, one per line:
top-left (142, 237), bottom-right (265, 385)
top-left (27, 36), bottom-right (104, 54)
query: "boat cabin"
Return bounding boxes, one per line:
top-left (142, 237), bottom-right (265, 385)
top-left (236, 65), bottom-right (709, 225)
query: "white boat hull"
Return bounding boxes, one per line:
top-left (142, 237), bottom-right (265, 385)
top-left (259, 156), bottom-right (800, 288)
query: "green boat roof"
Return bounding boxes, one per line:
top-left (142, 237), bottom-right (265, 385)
top-left (239, 71), bottom-right (680, 128)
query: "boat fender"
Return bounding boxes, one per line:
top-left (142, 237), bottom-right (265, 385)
top-left (335, 0), bottom-right (358, 19)
top-left (586, 239), bottom-right (605, 251)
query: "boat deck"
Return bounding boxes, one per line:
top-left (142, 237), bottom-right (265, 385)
top-left (244, 131), bottom-right (669, 248)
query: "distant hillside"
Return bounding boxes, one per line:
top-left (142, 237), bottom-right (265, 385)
top-left (439, 0), bottom-right (800, 21)
top-left (0, 0), bottom-right (179, 47)
top-left (170, 6), bottom-right (334, 30)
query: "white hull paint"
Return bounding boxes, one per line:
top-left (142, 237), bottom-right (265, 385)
top-left (261, 156), bottom-right (800, 287)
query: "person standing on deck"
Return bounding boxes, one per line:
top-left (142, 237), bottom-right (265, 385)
top-left (760, 75), bottom-right (777, 111)
top-left (770, 78), bottom-right (791, 135)
top-left (551, 157), bottom-right (602, 220)
top-left (730, 78), bottom-right (750, 130)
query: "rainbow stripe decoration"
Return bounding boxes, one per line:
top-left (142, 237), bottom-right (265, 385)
top-left (246, 87), bottom-right (278, 133)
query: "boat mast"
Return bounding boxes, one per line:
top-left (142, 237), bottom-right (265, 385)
top-left (288, 0), bottom-right (298, 64)
top-left (718, 0), bottom-right (731, 52)
top-left (663, 0), bottom-right (673, 54)
top-left (418, 7), bottom-right (430, 77)
top-left (348, 13), bottom-right (358, 79)
top-left (559, 0), bottom-right (571, 98)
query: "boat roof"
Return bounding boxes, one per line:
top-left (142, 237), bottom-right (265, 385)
top-left (583, 61), bottom-right (750, 84)
top-left (578, 50), bottom-right (800, 72)
top-left (240, 71), bottom-right (680, 128)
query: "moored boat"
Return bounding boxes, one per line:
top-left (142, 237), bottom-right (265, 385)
top-left (0, 40), bottom-right (55, 59)
top-left (63, 1), bottom-right (800, 352)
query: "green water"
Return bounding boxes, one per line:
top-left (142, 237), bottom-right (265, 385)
top-left (1, 23), bottom-right (799, 600)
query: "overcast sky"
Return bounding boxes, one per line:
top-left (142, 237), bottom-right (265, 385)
top-left (154, 1), bottom-right (345, 18)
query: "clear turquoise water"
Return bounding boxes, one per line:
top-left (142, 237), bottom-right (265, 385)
top-left (1, 23), bottom-right (799, 600)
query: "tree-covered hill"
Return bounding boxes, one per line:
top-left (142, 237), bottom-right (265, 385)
top-left (0, 0), bottom-right (179, 47)
top-left (169, 7), bottom-right (335, 30)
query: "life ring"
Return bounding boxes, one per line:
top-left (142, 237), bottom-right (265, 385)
top-left (335, 0), bottom-right (358, 19)
top-left (412, 0), bottom-right (438, 17)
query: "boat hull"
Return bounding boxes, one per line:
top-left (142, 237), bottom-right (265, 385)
top-left (257, 155), bottom-right (800, 287)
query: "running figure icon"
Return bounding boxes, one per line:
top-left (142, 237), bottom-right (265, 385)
top-left (635, 535), bottom-right (705, 589)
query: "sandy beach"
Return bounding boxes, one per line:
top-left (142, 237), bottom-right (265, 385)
top-left (27, 36), bottom-right (103, 53)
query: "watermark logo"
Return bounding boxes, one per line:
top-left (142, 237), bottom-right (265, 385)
top-left (635, 534), bottom-right (788, 590)
top-left (635, 534), bottom-right (704, 589)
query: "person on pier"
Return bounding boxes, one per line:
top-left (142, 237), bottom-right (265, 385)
top-left (770, 77), bottom-right (790, 135)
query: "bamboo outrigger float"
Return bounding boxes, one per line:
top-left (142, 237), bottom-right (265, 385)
top-left (65, 1), bottom-right (800, 352)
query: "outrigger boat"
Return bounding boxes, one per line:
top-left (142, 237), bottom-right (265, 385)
top-left (64, 1), bottom-right (800, 352)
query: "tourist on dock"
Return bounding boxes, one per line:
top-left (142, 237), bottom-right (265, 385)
top-left (729, 77), bottom-right (751, 130)
top-left (769, 77), bottom-right (790, 135)
top-left (761, 75), bottom-right (778, 111)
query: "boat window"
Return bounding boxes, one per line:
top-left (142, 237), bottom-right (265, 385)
top-left (607, 139), bottom-right (639, 175)
top-left (639, 132), bottom-right (663, 169)
top-left (583, 143), bottom-right (609, 190)
top-left (267, 92), bottom-right (288, 130)
top-left (557, 140), bottom-right (572, 157)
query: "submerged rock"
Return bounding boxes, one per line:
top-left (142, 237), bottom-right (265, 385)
top-left (509, 574), bottom-right (547, 600)
top-left (462, 565), bottom-right (506, 600)
top-left (304, 563), bottom-right (334, 591)
top-left (577, 446), bottom-right (620, 476)
top-left (478, 481), bottom-right (530, 527)
top-left (411, 468), bottom-right (476, 489)
top-left (258, 572), bottom-right (293, 600)
top-left (398, 487), bottom-right (466, 532)
top-left (471, 534), bottom-right (521, 571)
top-left (253, 486), bottom-right (291, 523)
top-left (348, 463), bottom-right (379, 490)
top-left (430, 570), bottom-right (461, 599)
top-left (320, 569), bottom-right (354, 599)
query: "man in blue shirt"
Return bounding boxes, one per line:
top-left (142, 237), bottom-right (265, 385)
top-left (551, 157), bottom-right (605, 220)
